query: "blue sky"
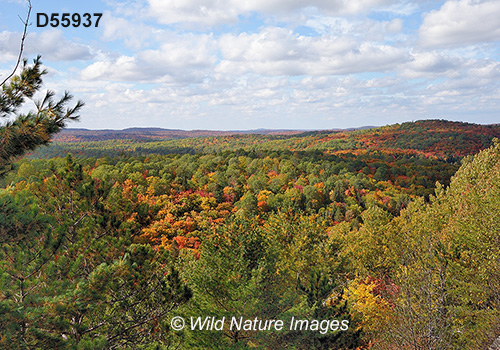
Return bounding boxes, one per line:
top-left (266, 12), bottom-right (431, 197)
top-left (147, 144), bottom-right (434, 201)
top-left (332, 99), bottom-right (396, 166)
top-left (1, 0), bottom-right (499, 130)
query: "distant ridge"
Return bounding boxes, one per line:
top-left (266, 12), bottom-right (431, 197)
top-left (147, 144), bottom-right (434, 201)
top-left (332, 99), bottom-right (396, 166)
top-left (31, 120), bottom-right (500, 160)
top-left (53, 126), bottom-right (377, 142)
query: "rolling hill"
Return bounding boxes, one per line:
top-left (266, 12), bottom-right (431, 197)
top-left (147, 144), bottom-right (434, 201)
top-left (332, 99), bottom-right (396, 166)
top-left (34, 119), bottom-right (500, 160)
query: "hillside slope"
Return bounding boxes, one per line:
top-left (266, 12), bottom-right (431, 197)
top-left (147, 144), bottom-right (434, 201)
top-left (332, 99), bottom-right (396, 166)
top-left (35, 120), bottom-right (500, 160)
top-left (306, 120), bottom-right (500, 157)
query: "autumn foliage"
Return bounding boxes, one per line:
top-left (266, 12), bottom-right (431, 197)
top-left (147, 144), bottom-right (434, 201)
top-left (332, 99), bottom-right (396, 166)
top-left (1, 121), bottom-right (500, 349)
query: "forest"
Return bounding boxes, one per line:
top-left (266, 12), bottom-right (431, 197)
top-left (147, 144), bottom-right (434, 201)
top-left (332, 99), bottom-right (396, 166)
top-left (1, 115), bottom-right (499, 349)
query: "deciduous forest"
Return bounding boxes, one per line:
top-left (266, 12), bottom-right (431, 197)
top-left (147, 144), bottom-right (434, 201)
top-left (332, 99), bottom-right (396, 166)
top-left (1, 114), bottom-right (499, 349)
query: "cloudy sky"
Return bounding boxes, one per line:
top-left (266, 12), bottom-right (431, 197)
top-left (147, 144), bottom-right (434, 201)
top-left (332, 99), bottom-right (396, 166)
top-left (1, 0), bottom-right (499, 130)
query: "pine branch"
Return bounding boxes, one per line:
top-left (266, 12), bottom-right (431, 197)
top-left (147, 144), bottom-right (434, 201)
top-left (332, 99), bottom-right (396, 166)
top-left (0, 69), bottom-right (84, 176)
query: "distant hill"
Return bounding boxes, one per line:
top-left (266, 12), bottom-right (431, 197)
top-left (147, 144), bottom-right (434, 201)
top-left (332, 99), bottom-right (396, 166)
top-left (52, 125), bottom-right (383, 142)
top-left (53, 128), bottom-right (313, 142)
top-left (308, 119), bottom-right (500, 157)
top-left (35, 120), bottom-right (500, 160)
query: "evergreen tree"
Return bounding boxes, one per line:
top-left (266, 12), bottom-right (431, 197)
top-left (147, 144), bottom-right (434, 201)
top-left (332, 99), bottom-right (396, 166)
top-left (0, 156), bottom-right (192, 349)
top-left (0, 56), bottom-right (83, 176)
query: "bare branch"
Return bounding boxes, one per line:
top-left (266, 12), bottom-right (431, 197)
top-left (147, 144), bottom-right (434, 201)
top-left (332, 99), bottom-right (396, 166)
top-left (0, 0), bottom-right (32, 86)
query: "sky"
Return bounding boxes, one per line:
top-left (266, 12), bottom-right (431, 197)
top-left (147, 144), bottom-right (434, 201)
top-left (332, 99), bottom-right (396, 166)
top-left (1, 0), bottom-right (499, 130)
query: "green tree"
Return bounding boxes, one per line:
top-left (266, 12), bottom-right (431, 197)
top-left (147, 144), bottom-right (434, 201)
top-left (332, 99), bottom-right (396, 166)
top-left (177, 216), bottom-right (295, 349)
top-left (0, 156), bottom-right (191, 349)
top-left (372, 140), bottom-right (500, 349)
top-left (1, 56), bottom-right (83, 176)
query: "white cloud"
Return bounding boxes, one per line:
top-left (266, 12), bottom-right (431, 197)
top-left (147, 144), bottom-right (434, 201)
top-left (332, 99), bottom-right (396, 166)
top-left (101, 12), bottom-right (154, 50)
top-left (0, 31), bottom-right (22, 62)
top-left (401, 51), bottom-right (465, 78)
top-left (386, 18), bottom-right (403, 33)
top-left (467, 61), bottom-right (500, 79)
top-left (69, 64), bottom-right (500, 130)
top-left (419, 0), bottom-right (500, 49)
top-left (26, 30), bottom-right (93, 61)
top-left (304, 17), bottom-right (358, 35)
top-left (147, 0), bottom-right (400, 26)
top-left (147, 0), bottom-right (240, 27)
top-left (0, 29), bottom-right (93, 62)
top-left (217, 27), bottom-right (409, 76)
top-left (303, 16), bottom-right (404, 37)
top-left (81, 33), bottom-right (216, 83)
top-left (83, 24), bottom-right (410, 83)
top-left (376, 0), bottom-right (420, 15)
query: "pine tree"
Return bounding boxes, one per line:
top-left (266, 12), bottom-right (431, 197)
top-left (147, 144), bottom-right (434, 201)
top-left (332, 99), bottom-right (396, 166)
top-left (0, 56), bottom-right (83, 176)
top-left (0, 155), bottom-right (192, 349)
